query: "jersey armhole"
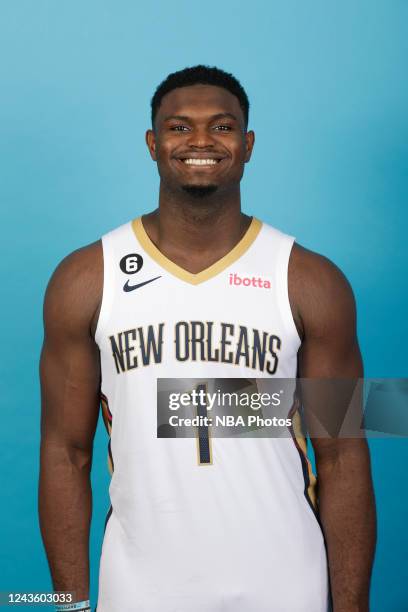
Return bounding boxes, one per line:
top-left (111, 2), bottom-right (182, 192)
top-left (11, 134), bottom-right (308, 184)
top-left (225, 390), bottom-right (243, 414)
top-left (276, 235), bottom-right (302, 347)
top-left (94, 232), bottom-right (115, 347)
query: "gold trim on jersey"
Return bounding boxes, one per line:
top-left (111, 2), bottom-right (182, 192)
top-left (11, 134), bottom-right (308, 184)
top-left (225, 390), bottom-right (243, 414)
top-left (292, 408), bottom-right (318, 510)
top-left (131, 216), bottom-right (263, 285)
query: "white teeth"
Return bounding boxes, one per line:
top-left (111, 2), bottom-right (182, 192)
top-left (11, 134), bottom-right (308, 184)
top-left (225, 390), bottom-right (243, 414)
top-left (182, 158), bottom-right (219, 165)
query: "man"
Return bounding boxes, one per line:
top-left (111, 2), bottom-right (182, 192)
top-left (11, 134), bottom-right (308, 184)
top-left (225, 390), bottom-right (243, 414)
top-left (39, 65), bottom-right (376, 612)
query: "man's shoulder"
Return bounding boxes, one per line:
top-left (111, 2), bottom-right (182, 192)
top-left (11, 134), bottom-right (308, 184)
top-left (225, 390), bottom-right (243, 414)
top-left (290, 242), bottom-right (352, 293)
top-left (43, 240), bottom-right (103, 337)
top-left (289, 243), bottom-right (357, 341)
top-left (257, 219), bottom-right (350, 289)
top-left (50, 240), bottom-right (103, 290)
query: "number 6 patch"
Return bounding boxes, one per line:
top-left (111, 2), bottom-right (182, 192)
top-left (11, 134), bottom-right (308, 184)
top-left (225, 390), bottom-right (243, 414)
top-left (119, 253), bottom-right (144, 274)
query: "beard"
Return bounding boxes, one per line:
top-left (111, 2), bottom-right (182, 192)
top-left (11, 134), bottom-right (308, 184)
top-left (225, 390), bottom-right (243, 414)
top-left (181, 184), bottom-right (218, 198)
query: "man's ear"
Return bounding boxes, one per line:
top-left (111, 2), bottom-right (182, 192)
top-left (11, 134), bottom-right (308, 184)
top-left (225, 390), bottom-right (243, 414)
top-left (145, 129), bottom-right (157, 161)
top-left (244, 130), bottom-right (255, 163)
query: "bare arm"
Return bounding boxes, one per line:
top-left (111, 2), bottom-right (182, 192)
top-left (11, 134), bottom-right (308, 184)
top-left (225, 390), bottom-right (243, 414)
top-left (290, 244), bottom-right (376, 612)
top-left (38, 241), bottom-right (102, 602)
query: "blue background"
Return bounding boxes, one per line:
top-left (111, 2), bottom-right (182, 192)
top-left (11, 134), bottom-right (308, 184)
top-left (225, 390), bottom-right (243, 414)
top-left (1, 1), bottom-right (407, 610)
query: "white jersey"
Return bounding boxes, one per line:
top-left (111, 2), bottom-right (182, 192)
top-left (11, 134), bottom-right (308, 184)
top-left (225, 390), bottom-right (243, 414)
top-left (95, 216), bottom-right (329, 612)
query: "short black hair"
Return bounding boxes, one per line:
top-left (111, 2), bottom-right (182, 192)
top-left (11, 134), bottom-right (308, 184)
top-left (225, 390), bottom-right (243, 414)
top-left (150, 65), bottom-right (249, 129)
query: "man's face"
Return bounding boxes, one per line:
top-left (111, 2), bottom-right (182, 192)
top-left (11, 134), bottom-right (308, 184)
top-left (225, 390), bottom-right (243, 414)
top-left (145, 84), bottom-right (255, 196)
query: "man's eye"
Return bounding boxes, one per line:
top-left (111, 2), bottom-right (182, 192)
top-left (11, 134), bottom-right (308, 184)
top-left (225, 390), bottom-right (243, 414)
top-left (171, 125), bottom-right (189, 131)
top-left (214, 125), bottom-right (232, 131)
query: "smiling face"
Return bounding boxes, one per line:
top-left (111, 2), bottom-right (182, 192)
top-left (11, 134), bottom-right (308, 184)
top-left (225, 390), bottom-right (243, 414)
top-left (145, 84), bottom-right (255, 197)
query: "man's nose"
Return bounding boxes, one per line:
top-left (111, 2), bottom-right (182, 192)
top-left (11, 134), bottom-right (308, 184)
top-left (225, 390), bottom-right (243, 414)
top-left (186, 126), bottom-right (215, 148)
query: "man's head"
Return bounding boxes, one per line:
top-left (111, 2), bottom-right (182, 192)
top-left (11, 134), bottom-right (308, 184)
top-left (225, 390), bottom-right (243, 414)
top-left (146, 65), bottom-right (255, 199)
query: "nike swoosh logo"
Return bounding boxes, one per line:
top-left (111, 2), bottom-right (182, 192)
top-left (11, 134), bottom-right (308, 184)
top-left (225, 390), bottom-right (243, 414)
top-left (123, 276), bottom-right (161, 292)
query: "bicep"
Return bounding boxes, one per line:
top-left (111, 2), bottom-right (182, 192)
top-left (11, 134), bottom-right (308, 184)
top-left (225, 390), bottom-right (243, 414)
top-left (297, 256), bottom-right (363, 379)
top-left (40, 337), bottom-right (100, 453)
top-left (293, 249), bottom-right (364, 459)
top-left (40, 247), bottom-right (102, 453)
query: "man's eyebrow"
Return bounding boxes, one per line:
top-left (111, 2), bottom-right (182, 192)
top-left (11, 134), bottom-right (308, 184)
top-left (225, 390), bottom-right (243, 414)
top-left (162, 112), bottom-right (239, 122)
top-left (210, 112), bottom-right (239, 122)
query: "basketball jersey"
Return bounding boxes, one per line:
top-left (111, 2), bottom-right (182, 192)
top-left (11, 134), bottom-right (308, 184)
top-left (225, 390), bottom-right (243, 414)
top-left (94, 216), bottom-right (329, 612)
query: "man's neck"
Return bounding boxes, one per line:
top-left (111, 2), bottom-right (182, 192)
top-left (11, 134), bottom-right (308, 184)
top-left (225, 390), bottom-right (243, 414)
top-left (141, 185), bottom-right (252, 273)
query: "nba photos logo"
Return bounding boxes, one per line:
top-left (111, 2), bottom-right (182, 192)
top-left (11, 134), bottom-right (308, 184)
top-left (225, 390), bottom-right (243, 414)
top-left (228, 272), bottom-right (272, 289)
